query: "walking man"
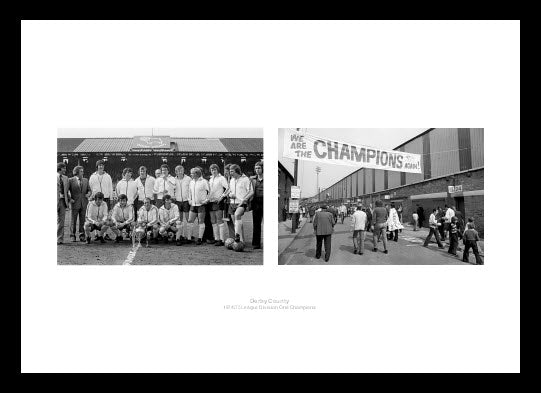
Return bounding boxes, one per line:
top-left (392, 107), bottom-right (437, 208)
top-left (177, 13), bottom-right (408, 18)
top-left (372, 200), bottom-right (389, 254)
top-left (313, 205), bottom-right (335, 262)
top-left (423, 208), bottom-right (445, 249)
top-left (351, 205), bottom-right (367, 255)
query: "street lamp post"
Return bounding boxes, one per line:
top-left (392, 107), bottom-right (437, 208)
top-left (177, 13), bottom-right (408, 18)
top-left (315, 166), bottom-right (321, 201)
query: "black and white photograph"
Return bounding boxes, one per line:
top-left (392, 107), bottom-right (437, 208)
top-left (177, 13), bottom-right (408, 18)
top-left (23, 20), bottom-right (519, 373)
top-left (279, 128), bottom-right (484, 265)
top-left (57, 128), bottom-right (263, 265)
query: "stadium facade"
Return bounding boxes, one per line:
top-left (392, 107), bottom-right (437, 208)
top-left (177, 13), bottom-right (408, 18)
top-left (57, 136), bottom-right (263, 185)
top-left (315, 128), bottom-right (485, 236)
top-left (278, 161), bottom-right (295, 222)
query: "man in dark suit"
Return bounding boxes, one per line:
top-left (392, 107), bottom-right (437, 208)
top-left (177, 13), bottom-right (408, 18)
top-left (312, 205), bottom-right (335, 262)
top-left (57, 162), bottom-right (70, 245)
top-left (68, 165), bottom-right (92, 242)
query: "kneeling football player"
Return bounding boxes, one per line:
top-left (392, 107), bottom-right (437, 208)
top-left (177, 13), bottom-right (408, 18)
top-left (110, 194), bottom-right (135, 243)
top-left (84, 192), bottom-right (110, 244)
top-left (137, 197), bottom-right (159, 244)
top-left (158, 194), bottom-right (181, 244)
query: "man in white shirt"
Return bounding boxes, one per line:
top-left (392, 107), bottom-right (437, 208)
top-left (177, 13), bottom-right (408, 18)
top-left (208, 163), bottom-right (229, 246)
top-left (444, 204), bottom-right (456, 241)
top-left (423, 208), bottom-right (445, 248)
top-left (115, 168), bottom-right (138, 208)
top-left (351, 205), bottom-right (367, 255)
top-left (110, 194), bottom-right (135, 243)
top-left (88, 160), bottom-right (114, 210)
top-left (187, 167), bottom-right (210, 245)
top-left (137, 197), bottom-right (160, 244)
top-left (84, 192), bottom-right (110, 244)
top-left (227, 164), bottom-right (254, 243)
top-left (339, 204), bottom-right (348, 224)
top-left (153, 164), bottom-right (176, 208)
top-left (172, 165), bottom-right (192, 243)
top-left (158, 194), bottom-right (181, 244)
top-left (134, 166), bottom-right (156, 218)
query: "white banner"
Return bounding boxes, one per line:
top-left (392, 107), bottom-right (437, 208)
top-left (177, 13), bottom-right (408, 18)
top-left (283, 130), bottom-right (422, 174)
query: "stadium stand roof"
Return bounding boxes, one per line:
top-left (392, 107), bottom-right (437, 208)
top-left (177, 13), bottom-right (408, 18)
top-left (219, 138), bottom-right (263, 153)
top-left (57, 138), bottom-right (86, 153)
top-left (172, 138), bottom-right (228, 153)
top-left (59, 137), bottom-right (263, 153)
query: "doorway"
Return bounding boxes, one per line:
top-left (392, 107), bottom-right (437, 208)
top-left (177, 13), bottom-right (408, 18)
top-left (454, 196), bottom-right (465, 215)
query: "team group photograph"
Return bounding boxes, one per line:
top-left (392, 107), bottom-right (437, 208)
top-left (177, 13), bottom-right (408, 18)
top-left (57, 128), bottom-right (263, 265)
top-left (278, 128), bottom-right (484, 265)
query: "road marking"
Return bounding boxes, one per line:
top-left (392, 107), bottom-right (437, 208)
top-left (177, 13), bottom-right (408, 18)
top-left (123, 243), bottom-right (141, 265)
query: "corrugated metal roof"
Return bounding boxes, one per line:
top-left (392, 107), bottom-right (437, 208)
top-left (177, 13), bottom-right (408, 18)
top-left (172, 138), bottom-right (228, 153)
top-left (57, 138), bottom-right (86, 153)
top-left (60, 137), bottom-right (264, 153)
top-left (74, 138), bottom-right (134, 153)
top-left (219, 138), bottom-right (263, 152)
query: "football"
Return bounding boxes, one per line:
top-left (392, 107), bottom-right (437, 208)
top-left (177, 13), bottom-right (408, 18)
top-left (224, 238), bottom-right (235, 249)
top-left (232, 241), bottom-right (245, 252)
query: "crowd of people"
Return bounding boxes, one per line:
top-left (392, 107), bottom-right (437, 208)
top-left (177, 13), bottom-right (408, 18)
top-left (57, 160), bottom-right (264, 249)
top-left (302, 201), bottom-right (483, 265)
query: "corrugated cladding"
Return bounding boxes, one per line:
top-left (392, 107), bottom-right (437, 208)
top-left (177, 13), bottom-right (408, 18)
top-left (375, 169), bottom-right (385, 192)
top-left (58, 138), bottom-right (86, 153)
top-left (352, 171), bottom-right (358, 197)
top-left (388, 169), bottom-right (401, 189)
top-left (346, 176), bottom-right (351, 198)
top-left (470, 128), bottom-right (484, 168)
top-left (173, 138), bottom-right (227, 152)
top-left (405, 137), bottom-right (424, 184)
top-left (357, 170), bottom-right (364, 195)
top-left (74, 138), bottom-right (134, 153)
top-left (219, 138), bottom-right (263, 152)
top-left (429, 128), bottom-right (460, 178)
top-left (365, 168), bottom-right (374, 194)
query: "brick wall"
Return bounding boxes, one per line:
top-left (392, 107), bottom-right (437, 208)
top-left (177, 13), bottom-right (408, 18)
top-left (359, 168), bottom-right (484, 238)
top-left (464, 195), bottom-right (484, 237)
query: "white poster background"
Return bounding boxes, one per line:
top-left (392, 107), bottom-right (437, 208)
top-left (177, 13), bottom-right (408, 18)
top-left (22, 20), bottom-right (519, 373)
top-left (283, 129), bottom-right (422, 174)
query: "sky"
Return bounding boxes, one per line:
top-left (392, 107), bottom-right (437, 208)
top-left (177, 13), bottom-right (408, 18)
top-left (58, 128), bottom-right (263, 138)
top-left (279, 128), bottom-right (427, 198)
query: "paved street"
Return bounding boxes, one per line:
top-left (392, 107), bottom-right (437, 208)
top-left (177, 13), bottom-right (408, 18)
top-left (279, 215), bottom-right (483, 265)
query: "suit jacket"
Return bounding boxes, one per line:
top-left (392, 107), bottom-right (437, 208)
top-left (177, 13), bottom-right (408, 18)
top-left (57, 174), bottom-right (70, 206)
top-left (68, 176), bottom-right (91, 210)
top-left (313, 210), bottom-right (335, 236)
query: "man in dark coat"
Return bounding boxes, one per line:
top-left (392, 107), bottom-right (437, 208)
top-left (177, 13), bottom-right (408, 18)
top-left (312, 205), bottom-right (335, 262)
top-left (416, 204), bottom-right (425, 229)
top-left (68, 166), bottom-right (92, 241)
top-left (57, 162), bottom-right (70, 245)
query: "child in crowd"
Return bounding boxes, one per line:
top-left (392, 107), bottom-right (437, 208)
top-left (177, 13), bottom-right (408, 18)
top-left (462, 222), bottom-right (484, 265)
